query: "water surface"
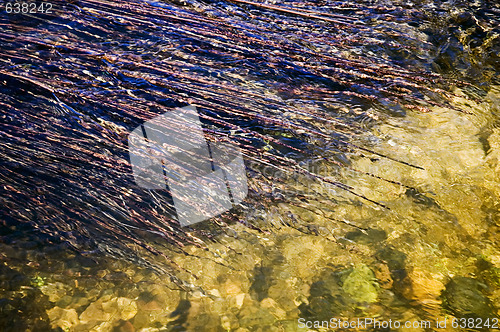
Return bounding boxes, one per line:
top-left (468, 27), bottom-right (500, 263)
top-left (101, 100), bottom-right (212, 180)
top-left (0, 0), bottom-right (499, 330)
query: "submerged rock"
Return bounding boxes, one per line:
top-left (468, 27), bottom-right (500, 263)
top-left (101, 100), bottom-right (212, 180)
top-left (299, 264), bottom-right (381, 322)
top-left (40, 282), bottom-right (73, 303)
top-left (299, 270), bottom-right (349, 321)
top-left (373, 263), bottom-right (393, 290)
top-left (79, 297), bottom-right (138, 324)
top-left (238, 306), bottom-right (276, 328)
top-left (401, 268), bottom-right (445, 317)
top-left (47, 307), bottom-right (79, 330)
top-left (442, 276), bottom-right (495, 318)
top-left (342, 264), bottom-right (379, 303)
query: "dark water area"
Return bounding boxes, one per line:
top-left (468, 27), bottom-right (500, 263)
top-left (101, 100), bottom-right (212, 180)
top-left (1, 0), bottom-right (500, 331)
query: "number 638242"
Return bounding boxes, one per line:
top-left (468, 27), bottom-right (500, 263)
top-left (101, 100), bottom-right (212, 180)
top-left (3, 2), bottom-right (53, 14)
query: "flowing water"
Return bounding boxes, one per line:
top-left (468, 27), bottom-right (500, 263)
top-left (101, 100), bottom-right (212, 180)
top-left (0, 0), bottom-right (499, 331)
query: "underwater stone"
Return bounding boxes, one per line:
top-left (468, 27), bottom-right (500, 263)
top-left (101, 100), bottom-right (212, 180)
top-left (261, 297), bottom-right (287, 320)
top-left (345, 228), bottom-right (387, 245)
top-left (281, 235), bottom-right (327, 280)
top-left (442, 276), bottom-right (494, 318)
top-left (373, 263), bottom-right (393, 290)
top-left (47, 307), bottom-right (79, 330)
top-left (300, 269), bottom-right (350, 321)
top-left (238, 306), bottom-right (276, 328)
top-left (376, 246), bottom-right (407, 289)
top-left (342, 264), bottom-right (379, 303)
top-left (40, 282), bottom-right (72, 303)
top-left (116, 297), bottom-right (139, 320)
top-left (402, 268), bottom-right (445, 316)
top-left (79, 297), bottom-right (138, 323)
top-left (220, 313), bottom-right (239, 331)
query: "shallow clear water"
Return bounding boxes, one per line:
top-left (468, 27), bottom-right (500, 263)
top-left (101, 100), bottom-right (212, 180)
top-left (0, 0), bottom-right (499, 331)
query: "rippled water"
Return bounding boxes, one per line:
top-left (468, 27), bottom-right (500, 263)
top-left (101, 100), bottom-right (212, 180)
top-left (0, 0), bottom-right (499, 331)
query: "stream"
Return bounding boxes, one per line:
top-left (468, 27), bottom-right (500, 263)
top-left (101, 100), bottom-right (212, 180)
top-left (0, 0), bottom-right (499, 331)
